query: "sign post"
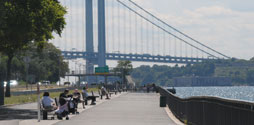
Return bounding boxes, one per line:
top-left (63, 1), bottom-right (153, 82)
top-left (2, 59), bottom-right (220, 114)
top-left (37, 83), bottom-right (40, 122)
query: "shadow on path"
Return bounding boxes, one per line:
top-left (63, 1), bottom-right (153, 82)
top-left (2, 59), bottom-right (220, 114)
top-left (0, 107), bottom-right (37, 120)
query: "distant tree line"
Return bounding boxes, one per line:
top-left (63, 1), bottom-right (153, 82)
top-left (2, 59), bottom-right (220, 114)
top-left (0, 42), bottom-right (69, 84)
top-left (131, 57), bottom-right (254, 86)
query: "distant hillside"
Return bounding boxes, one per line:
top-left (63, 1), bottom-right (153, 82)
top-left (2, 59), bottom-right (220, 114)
top-left (215, 66), bottom-right (254, 86)
top-left (131, 57), bottom-right (254, 86)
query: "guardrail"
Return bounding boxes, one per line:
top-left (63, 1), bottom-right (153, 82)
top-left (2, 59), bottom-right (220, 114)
top-left (11, 87), bottom-right (77, 96)
top-left (158, 86), bottom-right (254, 125)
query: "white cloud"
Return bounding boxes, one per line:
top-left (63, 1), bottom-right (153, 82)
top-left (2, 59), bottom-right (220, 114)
top-left (187, 6), bottom-right (234, 17)
top-left (149, 4), bottom-right (254, 59)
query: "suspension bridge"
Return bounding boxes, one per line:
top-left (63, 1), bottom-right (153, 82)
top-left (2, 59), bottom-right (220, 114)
top-left (50, 0), bottom-right (230, 74)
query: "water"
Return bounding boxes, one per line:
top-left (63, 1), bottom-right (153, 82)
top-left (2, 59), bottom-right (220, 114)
top-left (168, 86), bottom-right (254, 103)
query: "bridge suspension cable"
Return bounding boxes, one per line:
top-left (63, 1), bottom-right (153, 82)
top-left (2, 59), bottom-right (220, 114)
top-left (50, 0), bottom-right (231, 65)
top-left (116, 0), bottom-right (220, 59)
top-left (126, 0), bottom-right (230, 59)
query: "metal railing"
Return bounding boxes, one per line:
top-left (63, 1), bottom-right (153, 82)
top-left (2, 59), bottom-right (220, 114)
top-left (158, 86), bottom-right (254, 125)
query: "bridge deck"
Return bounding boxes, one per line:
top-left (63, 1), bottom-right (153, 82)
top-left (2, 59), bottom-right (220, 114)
top-left (55, 93), bottom-right (176, 125)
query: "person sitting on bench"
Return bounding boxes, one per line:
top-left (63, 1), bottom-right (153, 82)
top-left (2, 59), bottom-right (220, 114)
top-left (82, 87), bottom-right (96, 105)
top-left (56, 89), bottom-right (70, 120)
top-left (101, 86), bottom-right (110, 99)
top-left (59, 89), bottom-right (70, 98)
top-left (41, 92), bottom-right (57, 110)
top-left (73, 89), bottom-right (84, 108)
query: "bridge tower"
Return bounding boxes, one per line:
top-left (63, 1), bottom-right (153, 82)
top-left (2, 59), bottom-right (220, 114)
top-left (97, 0), bottom-right (106, 67)
top-left (85, 0), bottom-right (95, 74)
top-left (85, 0), bottom-right (106, 75)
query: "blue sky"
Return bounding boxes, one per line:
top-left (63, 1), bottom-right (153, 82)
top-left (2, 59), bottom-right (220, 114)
top-left (132, 0), bottom-right (254, 60)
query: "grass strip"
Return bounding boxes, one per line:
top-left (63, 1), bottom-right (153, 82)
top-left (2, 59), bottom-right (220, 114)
top-left (5, 88), bottom-right (98, 105)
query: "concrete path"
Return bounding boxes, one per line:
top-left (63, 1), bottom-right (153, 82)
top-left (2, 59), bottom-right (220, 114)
top-left (0, 92), bottom-right (124, 125)
top-left (0, 103), bottom-right (38, 121)
top-left (55, 93), bottom-right (176, 125)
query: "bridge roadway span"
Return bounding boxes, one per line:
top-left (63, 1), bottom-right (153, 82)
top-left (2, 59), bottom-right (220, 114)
top-left (55, 93), bottom-right (176, 125)
top-left (62, 51), bottom-right (208, 64)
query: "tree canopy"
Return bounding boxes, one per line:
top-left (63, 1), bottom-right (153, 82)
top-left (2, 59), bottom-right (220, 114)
top-left (0, 0), bottom-right (66, 97)
top-left (0, 42), bottom-right (69, 82)
top-left (0, 0), bottom-right (66, 53)
top-left (115, 60), bottom-right (133, 75)
top-left (131, 58), bottom-right (254, 86)
top-left (114, 60), bottom-right (133, 84)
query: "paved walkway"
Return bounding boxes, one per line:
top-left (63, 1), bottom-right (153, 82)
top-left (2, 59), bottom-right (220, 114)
top-left (0, 103), bottom-right (38, 121)
top-left (55, 93), bottom-right (176, 125)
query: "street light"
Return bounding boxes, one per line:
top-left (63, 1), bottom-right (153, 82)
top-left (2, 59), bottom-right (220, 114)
top-left (23, 56), bottom-right (31, 90)
top-left (56, 47), bottom-right (61, 86)
top-left (79, 64), bottom-right (82, 74)
top-left (73, 60), bottom-right (81, 85)
top-left (82, 64), bottom-right (85, 74)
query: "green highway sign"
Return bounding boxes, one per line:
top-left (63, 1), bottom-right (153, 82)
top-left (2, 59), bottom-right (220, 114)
top-left (95, 66), bottom-right (109, 74)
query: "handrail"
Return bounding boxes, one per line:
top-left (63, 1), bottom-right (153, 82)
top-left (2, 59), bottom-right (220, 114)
top-left (158, 86), bottom-right (254, 125)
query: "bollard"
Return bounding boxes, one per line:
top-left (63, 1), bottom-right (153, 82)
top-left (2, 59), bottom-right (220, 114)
top-left (160, 96), bottom-right (166, 107)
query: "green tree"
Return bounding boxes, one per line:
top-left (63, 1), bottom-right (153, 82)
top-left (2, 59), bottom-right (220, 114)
top-left (0, 0), bottom-right (66, 98)
top-left (250, 57), bottom-right (254, 62)
top-left (24, 42), bottom-right (69, 83)
top-left (114, 60), bottom-right (133, 85)
top-left (39, 43), bottom-right (69, 82)
top-left (247, 70), bottom-right (254, 84)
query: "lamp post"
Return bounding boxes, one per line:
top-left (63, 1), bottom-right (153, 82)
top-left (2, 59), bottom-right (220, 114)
top-left (79, 64), bottom-right (81, 74)
top-left (58, 58), bottom-right (61, 86)
top-left (74, 61), bottom-right (77, 84)
top-left (56, 47), bottom-right (61, 86)
top-left (67, 60), bottom-right (70, 82)
top-left (23, 56), bottom-right (31, 90)
top-left (0, 57), bottom-right (4, 105)
top-left (73, 60), bottom-right (79, 85)
top-left (83, 64), bottom-right (86, 74)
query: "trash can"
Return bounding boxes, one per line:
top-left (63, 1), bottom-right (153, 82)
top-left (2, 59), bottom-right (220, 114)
top-left (160, 96), bottom-right (166, 107)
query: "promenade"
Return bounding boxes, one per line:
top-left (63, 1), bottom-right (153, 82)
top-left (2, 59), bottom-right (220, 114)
top-left (0, 93), bottom-right (179, 125)
top-left (56, 93), bottom-right (176, 125)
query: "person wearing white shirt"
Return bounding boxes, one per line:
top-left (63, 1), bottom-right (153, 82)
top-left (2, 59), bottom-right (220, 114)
top-left (41, 92), bottom-right (57, 110)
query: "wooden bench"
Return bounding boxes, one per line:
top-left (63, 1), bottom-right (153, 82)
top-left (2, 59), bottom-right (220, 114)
top-left (82, 91), bottom-right (99, 105)
top-left (118, 89), bottom-right (122, 93)
top-left (98, 90), bottom-right (110, 99)
top-left (108, 92), bottom-right (114, 97)
top-left (109, 90), bottom-right (118, 95)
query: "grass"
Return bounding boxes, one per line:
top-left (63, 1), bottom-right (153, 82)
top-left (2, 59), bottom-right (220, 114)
top-left (10, 85), bottom-right (66, 92)
top-left (4, 88), bottom-right (99, 105)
